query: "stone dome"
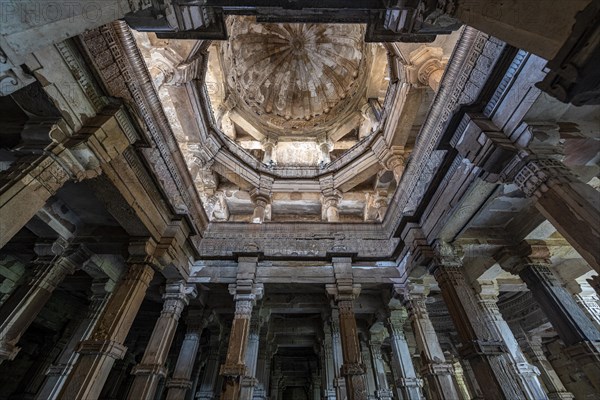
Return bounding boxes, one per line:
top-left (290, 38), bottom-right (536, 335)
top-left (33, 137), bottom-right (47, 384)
top-left (222, 17), bottom-right (367, 135)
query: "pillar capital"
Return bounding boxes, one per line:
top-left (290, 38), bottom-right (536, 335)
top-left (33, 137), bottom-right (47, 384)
top-left (495, 241), bottom-right (552, 275)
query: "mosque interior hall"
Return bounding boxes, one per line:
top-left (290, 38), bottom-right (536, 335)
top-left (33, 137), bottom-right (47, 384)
top-left (1, 1), bottom-right (600, 399)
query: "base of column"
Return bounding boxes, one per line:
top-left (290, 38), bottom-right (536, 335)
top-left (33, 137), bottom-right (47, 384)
top-left (131, 363), bottom-right (168, 378)
top-left (376, 389), bottom-right (393, 400)
top-left (421, 361), bottom-right (454, 376)
top-left (166, 378), bottom-right (193, 389)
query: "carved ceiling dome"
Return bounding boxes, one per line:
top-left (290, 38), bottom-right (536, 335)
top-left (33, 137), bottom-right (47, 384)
top-left (223, 17), bottom-right (367, 135)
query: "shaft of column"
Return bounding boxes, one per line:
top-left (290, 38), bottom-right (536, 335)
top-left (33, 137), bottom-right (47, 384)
top-left (450, 358), bottom-right (472, 400)
top-left (330, 311), bottom-right (348, 400)
top-left (197, 330), bottom-right (223, 400)
top-left (58, 261), bottom-right (155, 399)
top-left (322, 320), bottom-right (337, 400)
top-left (386, 306), bottom-right (423, 400)
top-left (518, 333), bottom-right (575, 400)
top-left (403, 283), bottom-right (459, 400)
top-left (474, 281), bottom-right (548, 399)
top-left (360, 339), bottom-right (377, 399)
top-left (239, 313), bottom-right (260, 400)
top-left (36, 279), bottom-right (114, 400)
top-left (0, 241), bottom-right (88, 363)
top-left (220, 277), bottom-right (262, 400)
top-left (128, 281), bottom-right (197, 400)
top-left (334, 295), bottom-right (368, 400)
top-left (430, 243), bottom-right (530, 399)
top-left (367, 338), bottom-right (393, 400)
top-left (165, 328), bottom-right (202, 400)
top-left (497, 243), bottom-right (600, 392)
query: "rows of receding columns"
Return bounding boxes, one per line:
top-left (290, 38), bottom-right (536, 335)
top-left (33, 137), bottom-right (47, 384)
top-left (2, 242), bottom-right (599, 399)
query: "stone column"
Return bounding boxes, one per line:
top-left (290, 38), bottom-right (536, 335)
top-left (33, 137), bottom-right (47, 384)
top-left (497, 242), bottom-right (600, 392)
top-left (331, 311), bottom-right (347, 400)
top-left (36, 279), bottom-right (114, 400)
top-left (511, 157), bottom-right (600, 273)
top-left (317, 135), bottom-right (334, 165)
top-left (252, 320), bottom-right (271, 400)
top-left (59, 260), bottom-right (155, 399)
top-left (360, 339), bottom-right (377, 399)
top-left (518, 333), bottom-right (575, 400)
top-left (220, 275), bottom-right (263, 400)
top-left (321, 190), bottom-right (342, 222)
top-left (430, 242), bottom-right (530, 399)
top-left (239, 313), bottom-right (260, 400)
top-left (127, 281), bottom-right (197, 399)
top-left (450, 358), bottom-right (472, 400)
top-left (383, 153), bottom-right (405, 184)
top-left (250, 190), bottom-right (270, 224)
top-left (367, 337), bottom-right (393, 400)
top-left (322, 321), bottom-right (337, 400)
top-left (327, 278), bottom-right (367, 400)
top-left (197, 328), bottom-right (223, 400)
top-left (402, 282), bottom-right (459, 400)
top-left (474, 281), bottom-right (548, 399)
top-left (564, 280), bottom-right (600, 329)
top-left (0, 240), bottom-right (88, 363)
top-left (165, 313), bottom-right (206, 400)
top-left (270, 359), bottom-right (282, 400)
top-left (261, 138), bottom-right (277, 165)
top-left (386, 303), bottom-right (423, 400)
top-left (312, 372), bottom-right (322, 400)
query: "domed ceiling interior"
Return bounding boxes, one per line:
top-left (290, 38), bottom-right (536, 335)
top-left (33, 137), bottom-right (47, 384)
top-left (133, 17), bottom-right (461, 223)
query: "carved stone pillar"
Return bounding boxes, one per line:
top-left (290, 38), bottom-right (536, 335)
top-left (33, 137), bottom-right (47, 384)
top-left (36, 279), bottom-right (114, 400)
top-left (312, 372), bottom-right (322, 400)
top-left (327, 257), bottom-right (367, 400)
top-left (128, 282), bottom-right (197, 399)
top-left (239, 312), bottom-right (260, 400)
top-left (367, 338), bottom-right (393, 400)
top-left (317, 135), bottom-right (334, 165)
top-left (331, 311), bottom-right (347, 400)
top-left (0, 107), bottom-right (132, 248)
top-left (510, 157), bottom-right (600, 273)
top-left (165, 314), bottom-right (205, 400)
top-left (360, 339), bottom-right (377, 399)
top-left (564, 280), bottom-right (600, 329)
top-left (253, 340), bottom-right (271, 400)
top-left (497, 242), bottom-right (600, 392)
top-left (322, 321), bottom-right (337, 400)
top-left (250, 190), bottom-right (270, 224)
top-left (403, 283), bottom-right (459, 400)
top-left (0, 240), bottom-right (88, 363)
top-left (431, 243), bottom-right (530, 399)
top-left (59, 259), bottom-right (155, 399)
top-left (518, 333), bottom-right (575, 400)
top-left (261, 138), bottom-right (277, 165)
top-left (383, 154), bottom-right (405, 184)
top-left (321, 190), bottom-right (342, 223)
top-left (197, 328), bottom-right (223, 400)
top-left (450, 358), bottom-right (472, 400)
top-left (474, 281), bottom-right (548, 399)
top-left (220, 272), bottom-right (263, 400)
top-left (386, 304), bottom-right (423, 400)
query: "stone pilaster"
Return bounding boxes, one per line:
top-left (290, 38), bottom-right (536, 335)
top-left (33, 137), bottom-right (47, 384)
top-left (60, 256), bottom-right (155, 399)
top-left (518, 333), bottom-right (575, 400)
top-left (474, 281), bottom-right (548, 399)
top-left (249, 189), bottom-right (271, 224)
top-left (430, 242), bottom-right (530, 399)
top-left (321, 190), bottom-right (342, 223)
top-left (330, 310), bottom-right (347, 400)
top-left (165, 311), bottom-right (206, 400)
top-left (402, 282), bottom-right (459, 400)
top-left (220, 256), bottom-right (263, 400)
top-left (385, 303), bottom-right (423, 400)
top-left (0, 240), bottom-right (89, 363)
top-left (496, 242), bottom-right (600, 392)
top-left (128, 281), bottom-right (197, 399)
top-left (367, 337), bottom-right (393, 400)
top-left (261, 137), bottom-right (277, 165)
top-left (35, 279), bottom-right (114, 400)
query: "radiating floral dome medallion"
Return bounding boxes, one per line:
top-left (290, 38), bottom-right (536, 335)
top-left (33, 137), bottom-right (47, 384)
top-left (222, 17), bottom-right (368, 135)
